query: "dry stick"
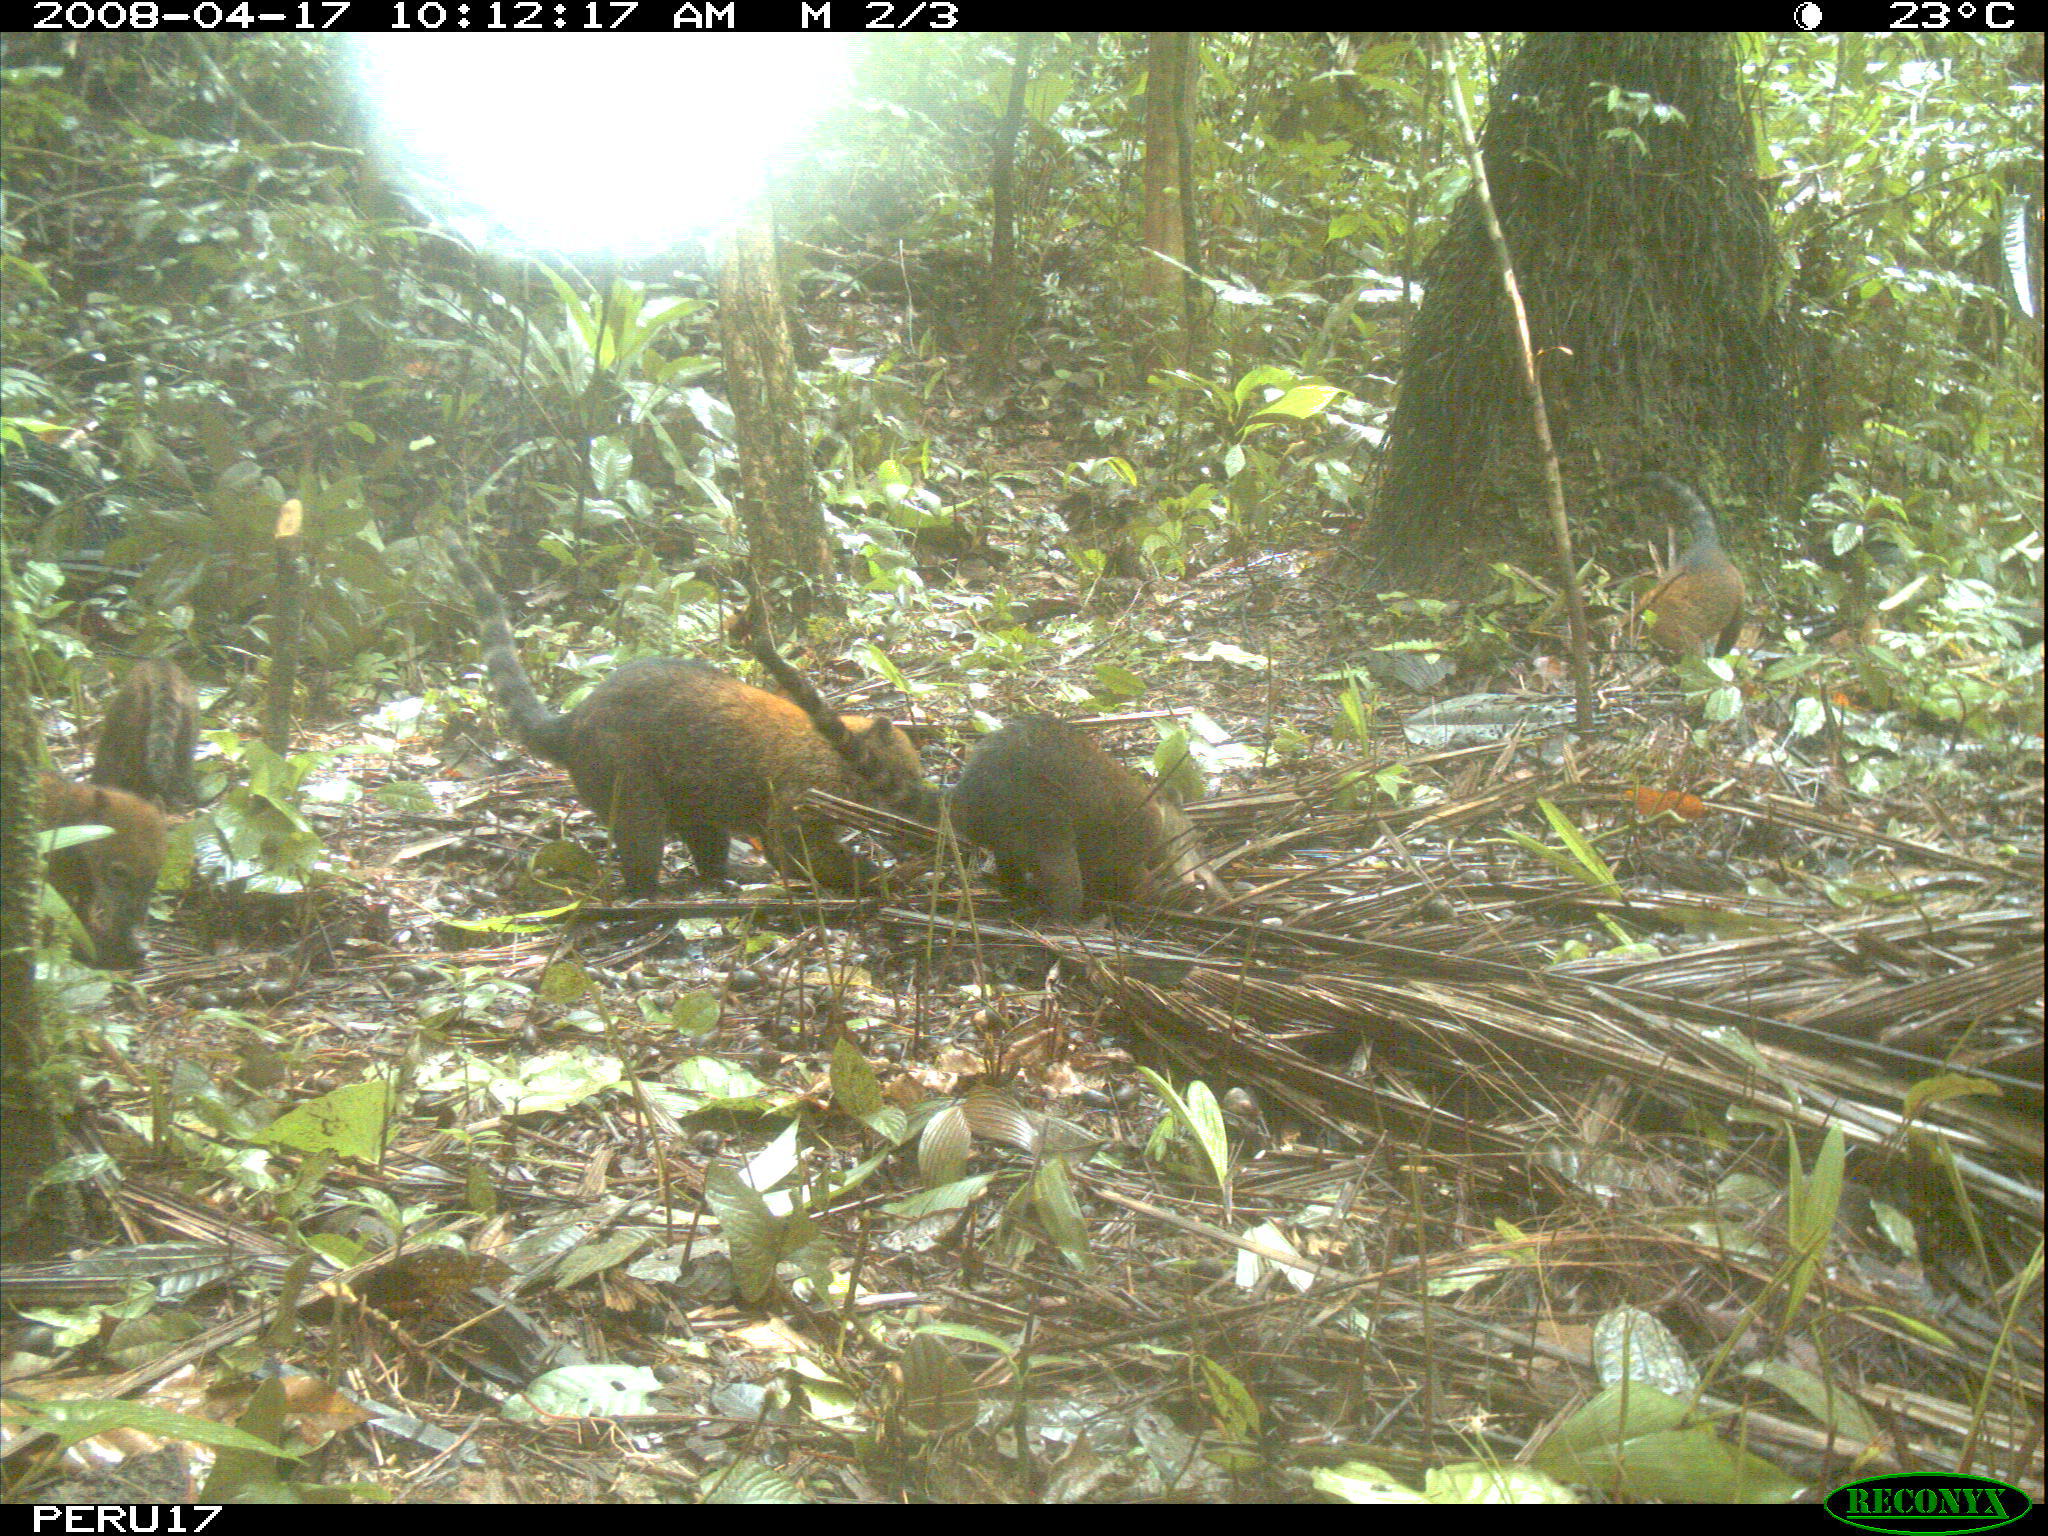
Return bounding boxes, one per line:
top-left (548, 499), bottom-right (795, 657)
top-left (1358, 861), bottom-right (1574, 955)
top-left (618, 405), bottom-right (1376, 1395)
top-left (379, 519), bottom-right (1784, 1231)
top-left (1438, 46), bottom-right (1596, 730)
top-left (263, 498), bottom-right (304, 755)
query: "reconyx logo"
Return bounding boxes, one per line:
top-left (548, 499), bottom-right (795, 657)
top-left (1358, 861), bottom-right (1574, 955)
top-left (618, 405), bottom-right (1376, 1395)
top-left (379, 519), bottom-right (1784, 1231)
top-left (1824, 1474), bottom-right (2032, 1534)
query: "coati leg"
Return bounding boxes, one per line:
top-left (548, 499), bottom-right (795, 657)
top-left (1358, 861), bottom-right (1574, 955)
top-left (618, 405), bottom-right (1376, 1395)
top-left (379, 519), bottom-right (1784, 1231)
top-left (762, 801), bottom-right (867, 895)
top-left (677, 823), bottom-right (734, 886)
top-left (586, 766), bottom-right (674, 898)
top-left (995, 843), bottom-right (1086, 921)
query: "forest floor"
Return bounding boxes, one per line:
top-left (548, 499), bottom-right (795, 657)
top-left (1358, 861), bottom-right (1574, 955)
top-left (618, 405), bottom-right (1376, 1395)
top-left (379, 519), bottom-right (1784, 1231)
top-left (13, 309), bottom-right (2043, 1502)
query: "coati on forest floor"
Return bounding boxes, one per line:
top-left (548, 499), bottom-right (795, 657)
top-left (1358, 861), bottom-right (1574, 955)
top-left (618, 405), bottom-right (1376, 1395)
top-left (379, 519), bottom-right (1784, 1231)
top-left (948, 718), bottom-right (1211, 920)
top-left (41, 772), bottom-right (169, 968)
top-left (92, 657), bottom-right (198, 809)
top-left (445, 540), bottom-right (926, 897)
top-left (742, 618), bottom-right (1210, 920)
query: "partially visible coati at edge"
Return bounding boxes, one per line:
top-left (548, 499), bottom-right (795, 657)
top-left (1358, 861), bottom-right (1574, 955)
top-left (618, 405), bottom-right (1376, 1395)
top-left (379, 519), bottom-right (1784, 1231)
top-left (445, 540), bottom-right (926, 896)
top-left (743, 619), bottom-right (1209, 921)
top-left (41, 772), bottom-right (168, 968)
top-left (92, 657), bottom-right (199, 809)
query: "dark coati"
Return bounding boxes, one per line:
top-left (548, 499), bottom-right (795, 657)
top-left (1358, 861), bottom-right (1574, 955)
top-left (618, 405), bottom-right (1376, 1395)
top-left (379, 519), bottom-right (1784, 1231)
top-left (744, 622), bottom-right (1205, 920)
top-left (446, 541), bottom-right (926, 896)
top-left (947, 718), bottom-right (1208, 919)
top-left (92, 658), bottom-right (198, 809)
top-left (40, 772), bottom-right (169, 968)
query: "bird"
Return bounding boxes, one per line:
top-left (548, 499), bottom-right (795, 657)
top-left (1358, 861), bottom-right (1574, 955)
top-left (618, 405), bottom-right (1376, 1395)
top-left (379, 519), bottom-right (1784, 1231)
top-left (1626, 473), bottom-right (1745, 658)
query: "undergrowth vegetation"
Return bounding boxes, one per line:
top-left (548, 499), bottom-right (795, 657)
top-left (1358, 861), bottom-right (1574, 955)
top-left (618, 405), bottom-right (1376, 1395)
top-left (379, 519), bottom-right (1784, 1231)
top-left (1, 33), bottom-right (2038, 1505)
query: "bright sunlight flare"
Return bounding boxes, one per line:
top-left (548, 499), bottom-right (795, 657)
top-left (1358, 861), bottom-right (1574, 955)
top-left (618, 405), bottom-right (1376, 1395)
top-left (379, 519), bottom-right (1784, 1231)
top-left (346, 36), bottom-right (851, 261)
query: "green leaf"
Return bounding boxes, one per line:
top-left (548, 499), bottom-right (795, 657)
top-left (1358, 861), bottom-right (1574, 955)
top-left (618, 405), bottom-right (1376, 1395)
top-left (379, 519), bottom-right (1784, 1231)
top-left (1248, 383), bottom-right (1342, 424)
top-left (1536, 797), bottom-right (1621, 895)
top-left (830, 1037), bottom-right (883, 1120)
top-left (1092, 662), bottom-right (1146, 701)
top-left (256, 1080), bottom-right (393, 1163)
top-left (20, 1398), bottom-right (300, 1457)
top-left (538, 962), bottom-right (596, 1004)
top-left (1032, 1157), bottom-right (1090, 1268)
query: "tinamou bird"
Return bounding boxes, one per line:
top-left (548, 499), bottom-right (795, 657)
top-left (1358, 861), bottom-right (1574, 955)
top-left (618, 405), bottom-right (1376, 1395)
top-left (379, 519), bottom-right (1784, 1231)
top-left (1626, 473), bottom-right (1745, 658)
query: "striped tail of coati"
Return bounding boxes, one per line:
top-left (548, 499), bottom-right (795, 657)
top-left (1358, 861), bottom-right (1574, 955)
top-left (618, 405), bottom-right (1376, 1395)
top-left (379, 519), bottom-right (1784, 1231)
top-left (444, 539), bottom-right (577, 763)
top-left (41, 772), bottom-right (169, 968)
top-left (445, 538), bottom-right (928, 897)
top-left (731, 603), bottom-right (944, 825)
top-left (92, 658), bottom-right (198, 809)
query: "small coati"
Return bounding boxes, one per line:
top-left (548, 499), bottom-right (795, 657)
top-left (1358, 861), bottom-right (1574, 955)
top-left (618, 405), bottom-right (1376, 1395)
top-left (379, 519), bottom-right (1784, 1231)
top-left (948, 717), bottom-right (1208, 919)
top-left (40, 772), bottom-right (169, 968)
top-left (92, 657), bottom-right (198, 809)
top-left (744, 622), bottom-right (1205, 920)
top-left (446, 540), bottom-right (926, 896)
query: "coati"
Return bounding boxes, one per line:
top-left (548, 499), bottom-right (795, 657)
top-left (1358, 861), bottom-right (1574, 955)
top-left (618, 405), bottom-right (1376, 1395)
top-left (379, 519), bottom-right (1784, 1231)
top-left (40, 772), bottom-right (169, 969)
top-left (734, 606), bottom-right (944, 826)
top-left (445, 540), bottom-right (927, 896)
top-left (1625, 473), bottom-right (1745, 658)
top-left (743, 621), bottom-right (1206, 920)
top-left (92, 657), bottom-right (198, 809)
top-left (947, 717), bottom-right (1208, 920)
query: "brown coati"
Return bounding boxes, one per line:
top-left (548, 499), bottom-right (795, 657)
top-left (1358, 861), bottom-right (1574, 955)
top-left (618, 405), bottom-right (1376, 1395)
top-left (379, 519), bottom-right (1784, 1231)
top-left (40, 772), bottom-right (169, 968)
top-left (92, 658), bottom-right (198, 809)
top-left (742, 620), bottom-right (1206, 920)
top-left (947, 718), bottom-right (1208, 920)
top-left (445, 540), bottom-right (926, 896)
top-left (733, 606), bottom-right (944, 826)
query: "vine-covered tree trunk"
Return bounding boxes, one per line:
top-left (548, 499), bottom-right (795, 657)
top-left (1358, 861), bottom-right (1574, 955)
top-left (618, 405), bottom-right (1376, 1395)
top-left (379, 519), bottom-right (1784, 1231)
top-left (1138, 33), bottom-right (1198, 374)
top-left (977, 33), bottom-right (1037, 387)
top-left (0, 535), bottom-right (77, 1260)
top-left (1372, 33), bottom-right (1789, 587)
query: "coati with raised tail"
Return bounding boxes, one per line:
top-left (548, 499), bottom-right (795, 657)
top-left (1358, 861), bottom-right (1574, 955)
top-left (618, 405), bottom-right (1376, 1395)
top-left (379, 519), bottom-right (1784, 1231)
top-left (445, 540), bottom-right (926, 896)
top-left (92, 658), bottom-right (198, 809)
top-left (742, 620), bottom-right (1206, 920)
top-left (734, 605), bottom-right (944, 826)
top-left (41, 772), bottom-right (169, 968)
